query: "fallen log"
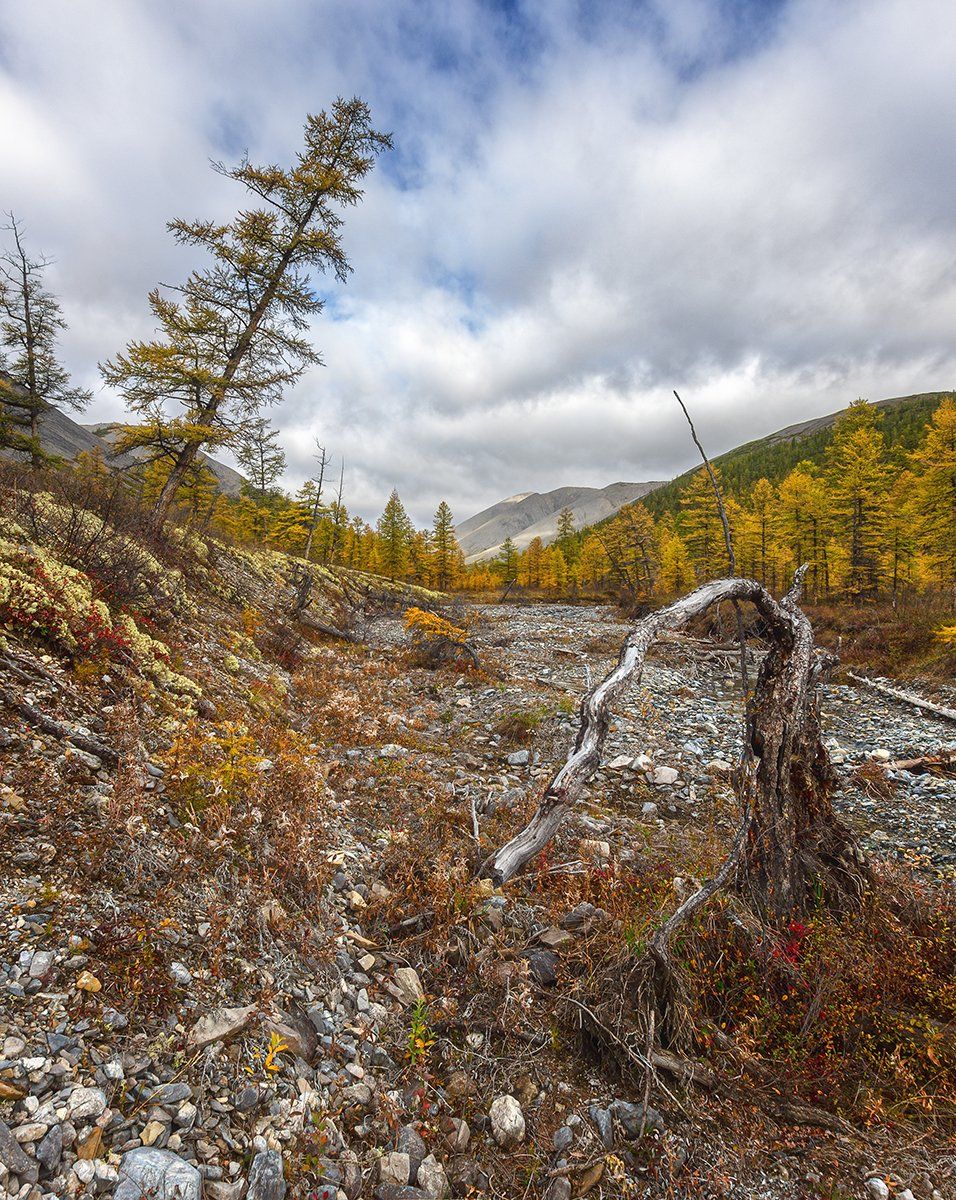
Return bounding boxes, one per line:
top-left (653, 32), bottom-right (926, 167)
top-left (0, 686), bottom-right (119, 766)
top-left (845, 671), bottom-right (956, 724)
top-left (296, 611), bottom-right (361, 643)
top-left (885, 751), bottom-right (956, 775)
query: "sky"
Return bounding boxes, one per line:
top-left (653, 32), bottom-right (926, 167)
top-left (2, 0), bottom-right (956, 525)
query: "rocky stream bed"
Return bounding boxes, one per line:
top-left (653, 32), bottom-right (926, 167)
top-left (0, 601), bottom-right (953, 1200)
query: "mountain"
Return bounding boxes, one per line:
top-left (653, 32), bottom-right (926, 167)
top-left (85, 422), bottom-right (245, 496)
top-left (0, 372), bottom-right (245, 495)
top-left (639, 391), bottom-right (952, 519)
top-left (457, 480), bottom-right (665, 562)
top-left (460, 391), bottom-right (953, 562)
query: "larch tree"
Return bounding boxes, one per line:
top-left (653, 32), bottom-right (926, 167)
top-left (377, 489), bottom-right (412, 579)
top-left (576, 534), bottom-right (610, 589)
top-left (431, 500), bottom-right (459, 591)
top-left (0, 214), bottom-right (91, 467)
top-left (101, 98), bottom-right (391, 527)
top-left (236, 417), bottom-right (286, 497)
top-left (825, 400), bottom-right (888, 597)
top-left (556, 506), bottom-right (577, 563)
top-left (497, 537), bottom-right (519, 583)
top-left (681, 466), bottom-right (731, 580)
top-left (909, 397), bottom-right (956, 595)
top-left (599, 502), bottom-right (658, 600)
top-left (655, 515), bottom-right (694, 598)
top-left (776, 463), bottom-right (830, 598)
top-left (521, 536), bottom-right (545, 588)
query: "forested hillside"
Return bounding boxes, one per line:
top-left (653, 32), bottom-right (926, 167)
top-left (639, 392), bottom-right (950, 519)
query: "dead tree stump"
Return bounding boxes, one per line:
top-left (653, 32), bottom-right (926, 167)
top-left (479, 568), bottom-right (866, 925)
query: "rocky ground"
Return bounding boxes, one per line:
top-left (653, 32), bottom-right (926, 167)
top-left (1, 598), bottom-right (953, 1200)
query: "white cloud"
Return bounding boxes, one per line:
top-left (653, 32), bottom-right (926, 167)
top-left (2, 0), bottom-right (956, 523)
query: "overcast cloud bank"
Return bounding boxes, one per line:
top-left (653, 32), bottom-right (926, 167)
top-left (2, 0), bottom-right (955, 522)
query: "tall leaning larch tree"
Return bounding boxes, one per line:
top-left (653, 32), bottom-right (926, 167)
top-left (101, 98), bottom-right (391, 527)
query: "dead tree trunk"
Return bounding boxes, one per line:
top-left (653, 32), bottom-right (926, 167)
top-left (479, 569), bottom-right (864, 924)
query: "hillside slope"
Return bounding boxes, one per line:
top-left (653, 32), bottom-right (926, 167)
top-left (0, 370), bottom-right (245, 495)
top-left (640, 390), bottom-right (952, 518)
top-left (458, 480), bottom-right (665, 561)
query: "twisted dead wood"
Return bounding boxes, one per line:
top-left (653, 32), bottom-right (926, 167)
top-left (480, 570), bottom-right (863, 925)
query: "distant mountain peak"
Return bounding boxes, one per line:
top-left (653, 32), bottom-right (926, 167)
top-left (457, 480), bottom-right (665, 562)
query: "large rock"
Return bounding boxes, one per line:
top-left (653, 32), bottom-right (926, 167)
top-left (187, 1004), bottom-right (257, 1048)
top-left (115, 1147), bottom-right (201, 1200)
top-left (247, 1148), bottom-right (286, 1200)
top-left (392, 967), bottom-right (424, 1007)
top-left (66, 1086), bottom-right (107, 1121)
top-left (0, 1119), bottom-right (38, 1184)
top-left (489, 1095), bottom-right (525, 1148)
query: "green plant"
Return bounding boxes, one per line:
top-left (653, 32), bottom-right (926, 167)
top-left (406, 996), bottom-right (435, 1065)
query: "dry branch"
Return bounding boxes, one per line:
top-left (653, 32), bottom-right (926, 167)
top-left (480, 569), bottom-right (860, 929)
top-left (846, 671), bottom-right (956, 724)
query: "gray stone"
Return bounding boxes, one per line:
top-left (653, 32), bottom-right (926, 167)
top-left (417, 1154), bottom-right (449, 1199)
top-left (28, 951), bottom-right (54, 978)
top-left (0, 1119), bottom-right (38, 1183)
top-left (149, 1082), bottom-right (192, 1105)
top-left (528, 949), bottom-right (558, 986)
top-left (379, 1153), bottom-right (411, 1187)
top-left (187, 1004), bottom-right (257, 1048)
top-left (543, 1179), bottom-right (572, 1200)
top-left (392, 967), bottom-right (424, 1007)
top-left (236, 1085), bottom-right (261, 1112)
top-left (610, 1099), bottom-right (665, 1137)
top-left (506, 750), bottom-right (530, 767)
top-left (589, 1105), bottom-right (614, 1147)
top-left (66, 1086), bottom-right (107, 1121)
top-left (489, 1095), bottom-right (525, 1148)
top-left (36, 1123), bottom-right (63, 1175)
top-left (396, 1125), bottom-right (426, 1167)
top-left (115, 1148), bottom-right (202, 1200)
top-left (552, 1125), bottom-right (574, 1153)
top-left (247, 1149), bottom-right (285, 1200)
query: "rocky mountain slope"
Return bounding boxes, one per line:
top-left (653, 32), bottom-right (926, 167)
top-left (457, 481), bottom-right (665, 562)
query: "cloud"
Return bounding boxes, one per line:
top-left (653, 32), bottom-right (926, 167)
top-left (2, 0), bottom-right (956, 523)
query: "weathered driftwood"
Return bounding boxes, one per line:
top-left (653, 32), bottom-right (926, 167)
top-left (296, 610), bottom-right (361, 643)
top-left (480, 569), bottom-right (862, 925)
top-left (846, 671), bottom-right (956, 724)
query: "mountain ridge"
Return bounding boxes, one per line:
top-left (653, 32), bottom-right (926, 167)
top-left (457, 480), bottom-right (665, 562)
top-left (460, 390), bottom-right (954, 560)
